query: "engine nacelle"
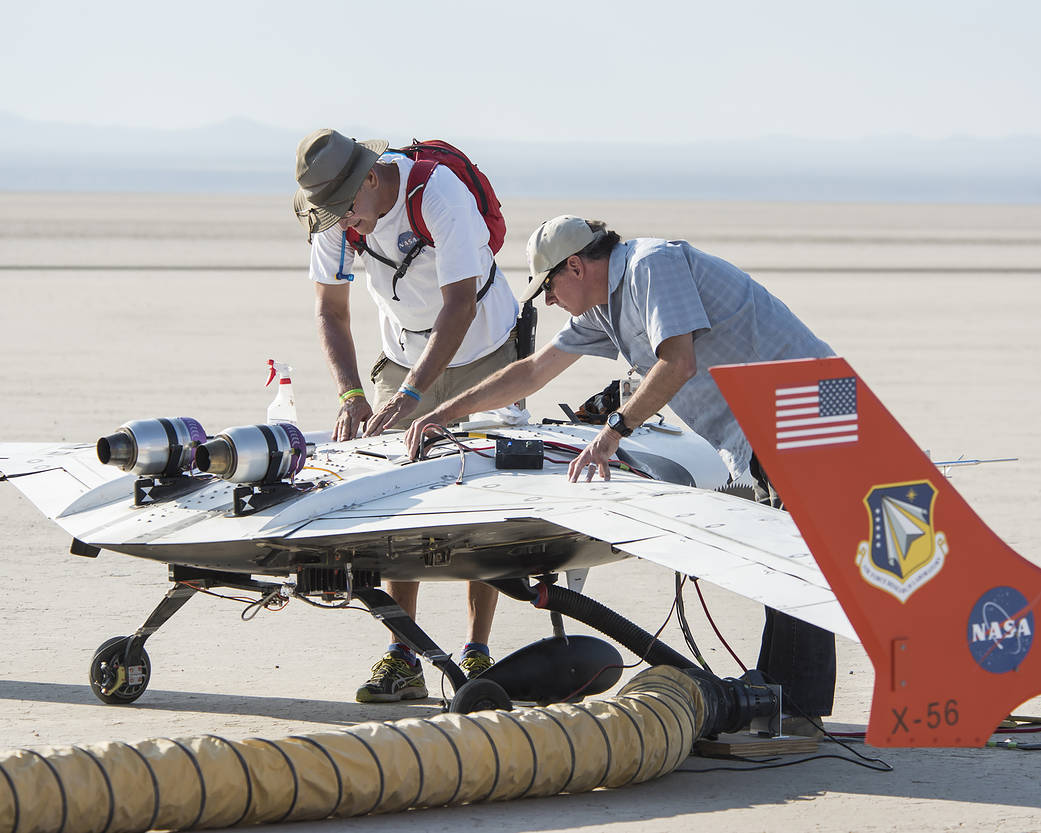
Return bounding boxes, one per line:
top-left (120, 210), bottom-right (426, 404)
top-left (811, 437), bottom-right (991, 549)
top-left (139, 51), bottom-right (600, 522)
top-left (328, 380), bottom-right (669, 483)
top-left (195, 423), bottom-right (309, 485)
top-left (97, 418), bottom-right (207, 477)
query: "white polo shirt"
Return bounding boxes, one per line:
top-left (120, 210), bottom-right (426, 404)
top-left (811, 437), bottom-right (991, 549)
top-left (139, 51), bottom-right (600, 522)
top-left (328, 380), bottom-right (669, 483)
top-left (309, 154), bottom-right (518, 367)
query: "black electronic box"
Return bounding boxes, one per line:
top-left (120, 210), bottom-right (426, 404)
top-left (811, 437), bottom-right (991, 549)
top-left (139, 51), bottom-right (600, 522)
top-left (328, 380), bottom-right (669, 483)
top-left (494, 438), bottom-right (544, 470)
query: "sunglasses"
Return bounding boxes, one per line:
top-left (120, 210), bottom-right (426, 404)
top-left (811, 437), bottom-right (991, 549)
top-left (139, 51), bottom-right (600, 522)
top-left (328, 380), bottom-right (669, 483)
top-left (539, 259), bottom-right (569, 296)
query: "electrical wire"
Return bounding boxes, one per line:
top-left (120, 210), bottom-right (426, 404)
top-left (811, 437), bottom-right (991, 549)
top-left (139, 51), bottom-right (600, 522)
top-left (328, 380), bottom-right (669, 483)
top-left (684, 696), bottom-right (894, 774)
top-left (419, 429), bottom-right (654, 482)
top-left (176, 579), bottom-right (368, 616)
top-left (419, 425), bottom-right (487, 484)
top-left (302, 465), bottom-right (344, 480)
top-left (692, 576), bottom-right (748, 673)
top-left (679, 751), bottom-right (893, 774)
top-left (291, 593), bottom-right (369, 611)
top-left (674, 573), bottom-right (713, 673)
top-left (557, 577), bottom-right (686, 702)
top-left (241, 587), bottom-right (286, 621)
top-left (175, 580), bottom-right (263, 606)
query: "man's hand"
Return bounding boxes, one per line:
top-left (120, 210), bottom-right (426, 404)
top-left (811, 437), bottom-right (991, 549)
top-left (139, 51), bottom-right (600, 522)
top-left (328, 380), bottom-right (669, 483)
top-left (364, 392), bottom-right (418, 437)
top-left (333, 396), bottom-right (373, 441)
top-left (404, 410), bottom-right (447, 459)
top-left (567, 426), bottom-right (622, 482)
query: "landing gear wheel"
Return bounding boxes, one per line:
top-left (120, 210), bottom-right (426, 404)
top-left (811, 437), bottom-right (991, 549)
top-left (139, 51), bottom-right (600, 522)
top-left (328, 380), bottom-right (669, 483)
top-left (89, 636), bottom-right (151, 705)
top-left (449, 678), bottom-right (513, 714)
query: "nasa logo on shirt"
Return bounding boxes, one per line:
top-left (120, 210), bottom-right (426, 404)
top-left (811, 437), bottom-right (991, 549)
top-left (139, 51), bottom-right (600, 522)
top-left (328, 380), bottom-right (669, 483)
top-left (966, 585), bottom-right (1034, 673)
top-left (398, 231), bottom-right (418, 253)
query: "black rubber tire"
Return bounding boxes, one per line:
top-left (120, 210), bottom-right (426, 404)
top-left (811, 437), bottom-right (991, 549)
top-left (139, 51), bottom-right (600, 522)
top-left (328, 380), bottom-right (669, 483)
top-left (89, 636), bottom-right (151, 705)
top-left (448, 678), bottom-right (513, 714)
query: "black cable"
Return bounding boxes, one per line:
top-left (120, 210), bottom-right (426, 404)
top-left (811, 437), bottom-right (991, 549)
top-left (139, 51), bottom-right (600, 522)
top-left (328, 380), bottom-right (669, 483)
top-left (674, 573), bottom-right (712, 673)
top-left (291, 594), bottom-right (368, 611)
top-left (678, 751), bottom-right (893, 774)
top-left (764, 691), bottom-right (894, 771)
top-left (558, 577), bottom-right (686, 702)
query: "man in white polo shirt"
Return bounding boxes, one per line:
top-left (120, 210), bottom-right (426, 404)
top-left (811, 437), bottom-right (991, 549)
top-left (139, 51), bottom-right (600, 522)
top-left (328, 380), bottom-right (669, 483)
top-left (293, 129), bottom-right (519, 703)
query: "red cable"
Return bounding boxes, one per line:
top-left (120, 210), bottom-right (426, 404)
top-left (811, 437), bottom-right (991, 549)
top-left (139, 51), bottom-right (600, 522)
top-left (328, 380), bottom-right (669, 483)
top-left (693, 577), bottom-right (748, 673)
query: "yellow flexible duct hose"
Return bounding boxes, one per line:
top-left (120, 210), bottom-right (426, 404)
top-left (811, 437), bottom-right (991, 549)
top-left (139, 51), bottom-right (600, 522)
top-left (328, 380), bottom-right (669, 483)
top-left (0, 666), bottom-right (706, 832)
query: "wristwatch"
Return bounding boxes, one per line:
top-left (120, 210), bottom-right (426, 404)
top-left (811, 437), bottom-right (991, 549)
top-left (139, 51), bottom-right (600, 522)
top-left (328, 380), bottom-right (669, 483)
top-left (606, 411), bottom-right (633, 437)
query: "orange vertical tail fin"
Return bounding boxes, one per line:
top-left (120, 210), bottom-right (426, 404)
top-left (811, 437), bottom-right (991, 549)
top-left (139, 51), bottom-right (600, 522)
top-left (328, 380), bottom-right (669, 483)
top-left (711, 357), bottom-right (1040, 747)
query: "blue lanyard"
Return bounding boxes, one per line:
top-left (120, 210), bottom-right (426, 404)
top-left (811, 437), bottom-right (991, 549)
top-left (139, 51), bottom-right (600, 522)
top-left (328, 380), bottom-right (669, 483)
top-left (336, 232), bottom-right (354, 282)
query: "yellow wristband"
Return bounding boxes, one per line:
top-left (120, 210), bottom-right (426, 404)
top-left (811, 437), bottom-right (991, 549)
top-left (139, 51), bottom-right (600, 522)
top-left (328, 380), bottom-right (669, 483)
top-left (339, 388), bottom-right (365, 403)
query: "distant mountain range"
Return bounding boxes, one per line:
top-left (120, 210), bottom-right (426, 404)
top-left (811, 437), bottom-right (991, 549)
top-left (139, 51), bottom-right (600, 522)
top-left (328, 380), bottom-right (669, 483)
top-left (1, 113), bottom-right (1038, 202)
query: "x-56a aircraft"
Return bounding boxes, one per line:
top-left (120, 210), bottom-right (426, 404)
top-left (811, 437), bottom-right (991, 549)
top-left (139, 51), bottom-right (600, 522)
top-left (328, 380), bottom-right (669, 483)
top-left (1, 358), bottom-right (1037, 747)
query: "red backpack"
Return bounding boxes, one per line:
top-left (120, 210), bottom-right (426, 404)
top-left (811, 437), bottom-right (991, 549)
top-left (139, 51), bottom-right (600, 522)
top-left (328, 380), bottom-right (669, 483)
top-left (342, 139), bottom-right (506, 301)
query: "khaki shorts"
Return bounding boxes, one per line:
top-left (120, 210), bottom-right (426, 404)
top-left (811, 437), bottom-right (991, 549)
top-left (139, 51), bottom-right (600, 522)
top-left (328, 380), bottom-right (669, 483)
top-left (371, 335), bottom-right (518, 428)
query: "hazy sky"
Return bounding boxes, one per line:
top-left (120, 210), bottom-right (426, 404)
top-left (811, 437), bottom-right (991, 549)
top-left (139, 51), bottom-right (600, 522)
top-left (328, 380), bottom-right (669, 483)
top-left (4, 0), bottom-right (1039, 142)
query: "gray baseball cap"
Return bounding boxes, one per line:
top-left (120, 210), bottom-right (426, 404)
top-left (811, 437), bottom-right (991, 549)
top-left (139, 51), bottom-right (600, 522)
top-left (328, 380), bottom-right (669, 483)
top-left (521, 215), bottom-right (597, 302)
top-left (292, 129), bottom-right (389, 237)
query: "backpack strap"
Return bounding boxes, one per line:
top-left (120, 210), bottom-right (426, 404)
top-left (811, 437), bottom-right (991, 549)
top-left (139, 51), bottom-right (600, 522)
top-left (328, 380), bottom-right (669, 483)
top-left (344, 229), bottom-right (398, 270)
top-left (346, 158), bottom-right (496, 303)
top-left (404, 159), bottom-right (438, 247)
top-left (476, 260), bottom-right (495, 303)
top-left (390, 240), bottom-right (427, 301)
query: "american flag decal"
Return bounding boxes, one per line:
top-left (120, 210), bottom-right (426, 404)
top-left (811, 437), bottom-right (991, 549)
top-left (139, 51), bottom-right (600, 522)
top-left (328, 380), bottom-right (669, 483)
top-left (775, 376), bottom-right (858, 449)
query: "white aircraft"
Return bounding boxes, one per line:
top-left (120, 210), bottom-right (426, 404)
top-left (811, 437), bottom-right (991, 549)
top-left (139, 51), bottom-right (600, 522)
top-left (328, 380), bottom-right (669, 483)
top-left (3, 358), bottom-right (1035, 746)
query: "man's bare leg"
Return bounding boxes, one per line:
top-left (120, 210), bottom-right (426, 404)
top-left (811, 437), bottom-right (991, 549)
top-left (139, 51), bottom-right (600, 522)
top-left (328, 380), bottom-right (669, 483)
top-left (386, 579), bottom-right (419, 619)
top-left (466, 581), bottom-right (498, 644)
top-left (458, 582), bottom-right (499, 678)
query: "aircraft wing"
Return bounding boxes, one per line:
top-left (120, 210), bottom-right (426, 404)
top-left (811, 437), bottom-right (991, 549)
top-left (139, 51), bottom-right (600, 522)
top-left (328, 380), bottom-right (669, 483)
top-left (1, 422), bottom-right (856, 642)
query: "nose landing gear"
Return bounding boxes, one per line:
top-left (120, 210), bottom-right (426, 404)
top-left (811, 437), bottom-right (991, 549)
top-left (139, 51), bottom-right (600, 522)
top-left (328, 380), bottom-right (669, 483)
top-left (89, 636), bottom-right (152, 704)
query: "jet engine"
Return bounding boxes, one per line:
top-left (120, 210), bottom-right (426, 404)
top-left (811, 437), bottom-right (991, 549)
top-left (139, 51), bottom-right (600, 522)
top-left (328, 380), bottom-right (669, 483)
top-left (97, 417), bottom-right (206, 477)
top-left (195, 422), bottom-right (309, 485)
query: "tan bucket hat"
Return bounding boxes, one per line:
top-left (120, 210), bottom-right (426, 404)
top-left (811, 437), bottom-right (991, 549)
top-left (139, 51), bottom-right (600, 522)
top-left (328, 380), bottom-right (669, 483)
top-left (520, 215), bottom-right (597, 302)
top-left (292, 129), bottom-right (389, 237)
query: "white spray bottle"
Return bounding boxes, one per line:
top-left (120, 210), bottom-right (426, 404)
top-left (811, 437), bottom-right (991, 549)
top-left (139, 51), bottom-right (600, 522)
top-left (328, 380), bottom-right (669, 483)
top-left (266, 359), bottom-right (298, 425)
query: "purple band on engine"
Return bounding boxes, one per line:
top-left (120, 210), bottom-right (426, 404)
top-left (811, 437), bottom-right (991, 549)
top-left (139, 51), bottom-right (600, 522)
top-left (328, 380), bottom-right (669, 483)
top-left (179, 417), bottom-right (208, 468)
top-left (278, 423), bottom-right (308, 479)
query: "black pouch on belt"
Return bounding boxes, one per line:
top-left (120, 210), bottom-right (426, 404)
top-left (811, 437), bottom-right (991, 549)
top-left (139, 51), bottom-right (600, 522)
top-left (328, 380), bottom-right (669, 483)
top-left (515, 300), bottom-right (538, 359)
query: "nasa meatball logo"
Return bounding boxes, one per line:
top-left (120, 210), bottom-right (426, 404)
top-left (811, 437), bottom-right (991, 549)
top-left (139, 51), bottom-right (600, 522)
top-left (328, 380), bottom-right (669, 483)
top-left (397, 231), bottom-right (419, 253)
top-left (967, 586), bottom-right (1034, 673)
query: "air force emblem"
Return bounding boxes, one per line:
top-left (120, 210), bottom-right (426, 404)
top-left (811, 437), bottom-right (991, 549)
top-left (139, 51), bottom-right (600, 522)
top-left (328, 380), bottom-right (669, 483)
top-left (856, 480), bottom-right (947, 602)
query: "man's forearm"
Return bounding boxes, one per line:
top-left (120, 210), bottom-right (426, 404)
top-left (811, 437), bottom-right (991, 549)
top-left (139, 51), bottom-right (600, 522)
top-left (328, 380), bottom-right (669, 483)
top-left (433, 345), bottom-right (578, 424)
top-left (617, 336), bottom-right (697, 426)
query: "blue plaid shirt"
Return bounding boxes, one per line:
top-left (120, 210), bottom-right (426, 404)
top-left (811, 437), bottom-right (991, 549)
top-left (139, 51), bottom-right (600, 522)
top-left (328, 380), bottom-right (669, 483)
top-left (552, 238), bottom-right (834, 479)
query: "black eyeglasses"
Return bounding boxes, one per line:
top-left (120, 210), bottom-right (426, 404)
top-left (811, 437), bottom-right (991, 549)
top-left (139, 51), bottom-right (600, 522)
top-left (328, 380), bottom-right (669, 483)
top-left (540, 259), bottom-right (569, 296)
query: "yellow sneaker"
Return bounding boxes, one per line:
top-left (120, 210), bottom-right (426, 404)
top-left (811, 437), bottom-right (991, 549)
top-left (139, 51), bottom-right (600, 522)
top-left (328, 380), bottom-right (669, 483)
top-left (459, 650), bottom-right (494, 679)
top-left (355, 651), bottom-right (428, 703)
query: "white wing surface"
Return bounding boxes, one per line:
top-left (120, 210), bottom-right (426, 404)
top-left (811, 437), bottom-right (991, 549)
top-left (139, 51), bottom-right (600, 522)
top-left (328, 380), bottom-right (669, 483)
top-left (1, 422), bottom-right (855, 642)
